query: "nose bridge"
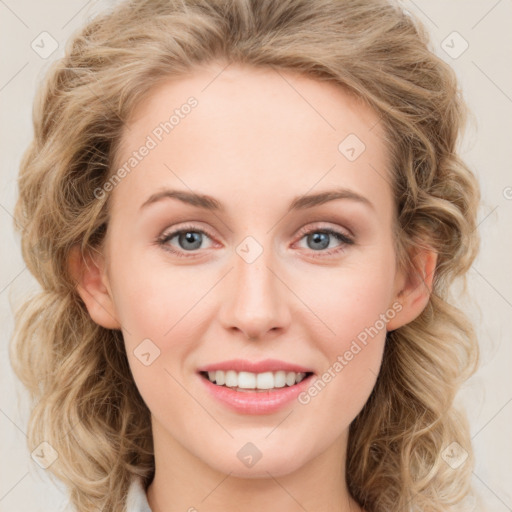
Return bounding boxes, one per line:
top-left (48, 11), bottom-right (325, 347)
top-left (219, 235), bottom-right (290, 339)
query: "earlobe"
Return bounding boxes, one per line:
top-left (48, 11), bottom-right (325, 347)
top-left (68, 244), bottom-right (121, 330)
top-left (386, 247), bottom-right (438, 331)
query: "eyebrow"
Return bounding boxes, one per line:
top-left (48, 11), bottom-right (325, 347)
top-left (139, 187), bottom-right (374, 212)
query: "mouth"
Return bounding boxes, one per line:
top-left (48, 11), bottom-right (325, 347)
top-left (198, 370), bottom-right (315, 393)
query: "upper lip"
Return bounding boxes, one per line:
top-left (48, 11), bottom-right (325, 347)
top-left (197, 358), bottom-right (315, 374)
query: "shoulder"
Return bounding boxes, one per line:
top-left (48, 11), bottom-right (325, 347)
top-left (126, 476), bottom-right (152, 512)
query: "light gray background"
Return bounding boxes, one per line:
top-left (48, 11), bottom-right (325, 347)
top-left (1, 1), bottom-right (511, 510)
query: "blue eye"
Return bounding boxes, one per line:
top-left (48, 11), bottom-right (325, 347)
top-left (156, 225), bottom-right (214, 257)
top-left (295, 227), bottom-right (354, 258)
top-left (156, 224), bottom-right (354, 258)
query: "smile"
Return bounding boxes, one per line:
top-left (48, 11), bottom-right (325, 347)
top-left (200, 370), bottom-right (312, 391)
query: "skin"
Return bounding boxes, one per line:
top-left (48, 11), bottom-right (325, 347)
top-left (70, 61), bottom-right (436, 512)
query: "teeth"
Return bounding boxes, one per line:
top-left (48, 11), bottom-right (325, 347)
top-left (204, 370), bottom-right (309, 389)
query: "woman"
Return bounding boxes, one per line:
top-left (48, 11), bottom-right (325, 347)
top-left (10, 0), bottom-right (480, 510)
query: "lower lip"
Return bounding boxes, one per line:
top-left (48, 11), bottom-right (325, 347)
top-left (198, 373), bottom-right (315, 415)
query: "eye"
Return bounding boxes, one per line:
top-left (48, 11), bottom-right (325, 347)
top-left (156, 224), bottom-right (216, 258)
top-left (155, 223), bottom-right (354, 259)
top-left (294, 225), bottom-right (354, 258)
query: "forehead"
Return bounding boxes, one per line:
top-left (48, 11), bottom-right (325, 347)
top-left (120, 62), bottom-right (385, 150)
top-left (109, 62), bottom-right (392, 216)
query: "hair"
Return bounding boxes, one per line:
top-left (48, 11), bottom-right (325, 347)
top-left (10, 0), bottom-right (480, 510)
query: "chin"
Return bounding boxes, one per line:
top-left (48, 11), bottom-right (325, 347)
top-left (206, 448), bottom-right (310, 479)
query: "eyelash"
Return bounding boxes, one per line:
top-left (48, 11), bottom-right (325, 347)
top-left (155, 223), bottom-right (354, 259)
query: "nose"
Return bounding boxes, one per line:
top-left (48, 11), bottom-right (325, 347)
top-left (218, 241), bottom-right (291, 341)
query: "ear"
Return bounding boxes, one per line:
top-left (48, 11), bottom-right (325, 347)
top-left (68, 244), bottom-right (121, 330)
top-left (386, 246), bottom-right (438, 331)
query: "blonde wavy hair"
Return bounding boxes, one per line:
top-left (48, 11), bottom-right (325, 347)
top-left (10, 0), bottom-right (480, 510)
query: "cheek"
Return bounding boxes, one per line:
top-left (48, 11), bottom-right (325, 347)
top-left (111, 257), bottom-right (203, 343)
top-left (293, 256), bottom-right (395, 418)
top-left (296, 256), bottom-right (395, 349)
top-left (108, 267), bottom-right (195, 398)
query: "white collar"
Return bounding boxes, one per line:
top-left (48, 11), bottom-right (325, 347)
top-left (126, 476), bottom-right (152, 512)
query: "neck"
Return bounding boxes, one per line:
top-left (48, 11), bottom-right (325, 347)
top-left (146, 417), bottom-right (362, 512)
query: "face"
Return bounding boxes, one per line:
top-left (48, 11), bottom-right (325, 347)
top-left (95, 62), bottom-right (408, 478)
